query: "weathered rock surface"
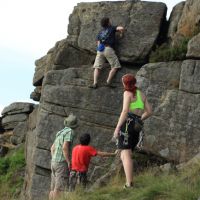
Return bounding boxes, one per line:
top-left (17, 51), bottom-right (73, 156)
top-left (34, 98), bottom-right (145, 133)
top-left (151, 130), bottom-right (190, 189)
top-left (180, 60), bottom-right (200, 93)
top-left (67, 1), bottom-right (167, 63)
top-left (11, 121), bottom-right (28, 145)
top-left (0, 103), bottom-right (35, 147)
top-left (167, 1), bottom-right (185, 40)
top-left (25, 65), bottom-right (139, 199)
top-left (186, 33), bottom-right (200, 58)
top-left (0, 117), bottom-right (4, 133)
top-left (177, 152), bottom-right (200, 170)
top-left (20, 0), bottom-right (200, 199)
top-left (176, 0), bottom-right (200, 37)
top-left (2, 114), bottom-right (28, 130)
top-left (1, 102), bottom-right (34, 116)
top-left (0, 131), bottom-right (14, 148)
top-left (30, 86), bottom-right (42, 102)
top-left (32, 40), bottom-right (95, 87)
top-left (137, 60), bottom-right (200, 162)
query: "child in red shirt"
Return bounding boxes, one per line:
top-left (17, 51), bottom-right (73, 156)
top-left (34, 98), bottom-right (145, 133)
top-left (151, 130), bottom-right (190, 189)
top-left (69, 133), bottom-right (117, 191)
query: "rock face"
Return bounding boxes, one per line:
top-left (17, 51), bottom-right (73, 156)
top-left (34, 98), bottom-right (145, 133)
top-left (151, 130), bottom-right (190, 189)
top-left (186, 33), bottom-right (200, 58)
top-left (67, 1), bottom-right (167, 63)
top-left (25, 65), bottom-right (140, 199)
top-left (0, 103), bottom-right (34, 147)
top-left (1, 103), bottom-right (34, 130)
top-left (18, 0), bottom-right (200, 199)
top-left (137, 60), bottom-right (200, 162)
top-left (176, 0), bottom-right (200, 37)
top-left (0, 117), bottom-right (4, 133)
top-left (167, 1), bottom-right (185, 40)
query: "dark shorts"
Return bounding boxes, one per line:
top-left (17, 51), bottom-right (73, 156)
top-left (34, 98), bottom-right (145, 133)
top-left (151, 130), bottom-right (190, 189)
top-left (69, 170), bottom-right (87, 191)
top-left (118, 113), bottom-right (140, 151)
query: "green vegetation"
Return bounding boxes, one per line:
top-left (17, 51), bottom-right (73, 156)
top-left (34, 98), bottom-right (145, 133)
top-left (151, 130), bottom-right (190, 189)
top-left (0, 145), bottom-right (25, 200)
top-left (149, 37), bottom-right (190, 63)
top-left (65, 162), bottom-right (200, 200)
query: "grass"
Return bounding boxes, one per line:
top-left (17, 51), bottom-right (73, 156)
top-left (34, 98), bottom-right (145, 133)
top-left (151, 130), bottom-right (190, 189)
top-left (149, 37), bottom-right (190, 63)
top-left (0, 146), bottom-right (199, 200)
top-left (64, 161), bottom-right (200, 200)
top-left (0, 145), bottom-right (25, 200)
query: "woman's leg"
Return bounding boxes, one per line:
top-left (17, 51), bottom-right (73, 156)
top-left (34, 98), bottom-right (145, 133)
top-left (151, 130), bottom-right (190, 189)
top-left (120, 149), bottom-right (133, 186)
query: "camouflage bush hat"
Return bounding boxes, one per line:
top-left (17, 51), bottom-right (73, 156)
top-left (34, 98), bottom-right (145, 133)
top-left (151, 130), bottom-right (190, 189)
top-left (64, 114), bottom-right (78, 128)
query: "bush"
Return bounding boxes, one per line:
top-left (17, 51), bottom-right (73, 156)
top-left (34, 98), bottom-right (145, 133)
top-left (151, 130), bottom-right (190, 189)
top-left (0, 145), bottom-right (25, 199)
top-left (149, 37), bottom-right (190, 63)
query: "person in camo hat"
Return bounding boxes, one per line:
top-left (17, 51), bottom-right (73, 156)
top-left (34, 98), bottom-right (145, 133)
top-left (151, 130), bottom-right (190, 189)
top-left (49, 113), bottom-right (78, 200)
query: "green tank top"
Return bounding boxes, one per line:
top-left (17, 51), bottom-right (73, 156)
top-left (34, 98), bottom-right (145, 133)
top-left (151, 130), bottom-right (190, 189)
top-left (129, 89), bottom-right (144, 112)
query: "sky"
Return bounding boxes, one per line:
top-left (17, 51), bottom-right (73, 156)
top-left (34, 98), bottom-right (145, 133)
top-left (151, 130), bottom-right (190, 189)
top-left (0, 0), bottom-right (182, 115)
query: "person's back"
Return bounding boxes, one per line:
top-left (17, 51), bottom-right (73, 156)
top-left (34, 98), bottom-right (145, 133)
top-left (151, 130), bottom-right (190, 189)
top-left (71, 144), bottom-right (97, 173)
top-left (97, 25), bottom-right (117, 48)
top-left (52, 127), bottom-right (73, 162)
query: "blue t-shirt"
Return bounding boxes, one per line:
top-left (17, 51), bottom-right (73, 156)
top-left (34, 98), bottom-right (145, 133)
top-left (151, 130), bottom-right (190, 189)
top-left (97, 26), bottom-right (117, 48)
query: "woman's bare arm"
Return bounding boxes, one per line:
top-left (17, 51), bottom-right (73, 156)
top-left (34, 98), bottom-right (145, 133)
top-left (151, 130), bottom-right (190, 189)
top-left (113, 92), bottom-right (131, 137)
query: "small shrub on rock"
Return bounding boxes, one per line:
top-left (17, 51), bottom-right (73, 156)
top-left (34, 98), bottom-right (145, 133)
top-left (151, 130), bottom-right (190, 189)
top-left (149, 37), bottom-right (190, 63)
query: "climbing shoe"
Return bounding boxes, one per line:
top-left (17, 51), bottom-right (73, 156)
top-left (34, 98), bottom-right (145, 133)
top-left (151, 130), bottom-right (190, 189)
top-left (123, 182), bottom-right (134, 189)
top-left (88, 83), bottom-right (98, 89)
top-left (105, 82), bottom-right (116, 88)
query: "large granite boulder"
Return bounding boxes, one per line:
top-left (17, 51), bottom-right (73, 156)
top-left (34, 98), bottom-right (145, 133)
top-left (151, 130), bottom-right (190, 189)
top-left (167, 1), bottom-right (185, 40)
top-left (1, 102), bottom-right (34, 130)
top-left (24, 1), bottom-right (200, 199)
top-left (67, 1), bottom-right (167, 63)
top-left (1, 102), bottom-right (34, 116)
top-left (176, 0), bottom-right (200, 37)
top-left (30, 86), bottom-right (42, 102)
top-left (24, 65), bottom-right (139, 199)
top-left (137, 60), bottom-right (200, 162)
top-left (179, 60), bottom-right (200, 93)
top-left (33, 39), bottom-right (95, 87)
top-left (10, 121), bottom-right (28, 145)
top-left (186, 33), bottom-right (200, 58)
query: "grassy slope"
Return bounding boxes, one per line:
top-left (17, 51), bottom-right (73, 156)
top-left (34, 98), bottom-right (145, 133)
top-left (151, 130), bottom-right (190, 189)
top-left (0, 145), bottom-right (25, 200)
top-left (67, 162), bottom-right (200, 200)
top-left (0, 146), bottom-right (199, 200)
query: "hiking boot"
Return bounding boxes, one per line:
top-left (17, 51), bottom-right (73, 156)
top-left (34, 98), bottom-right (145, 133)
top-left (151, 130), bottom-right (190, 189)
top-left (88, 83), bottom-right (98, 89)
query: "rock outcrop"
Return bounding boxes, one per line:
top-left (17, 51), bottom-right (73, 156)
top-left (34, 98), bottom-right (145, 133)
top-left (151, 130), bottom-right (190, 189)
top-left (25, 1), bottom-right (168, 199)
top-left (176, 0), bottom-right (200, 37)
top-left (137, 60), bottom-right (200, 162)
top-left (167, 1), bottom-right (185, 40)
top-left (0, 102), bottom-right (35, 147)
top-left (186, 33), bottom-right (200, 58)
top-left (67, 1), bottom-right (167, 63)
top-left (1, 0), bottom-right (199, 200)
top-left (168, 0), bottom-right (200, 46)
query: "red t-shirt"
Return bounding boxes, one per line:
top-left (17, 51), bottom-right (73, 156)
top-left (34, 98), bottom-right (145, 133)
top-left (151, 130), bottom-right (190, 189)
top-left (71, 144), bottom-right (97, 172)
